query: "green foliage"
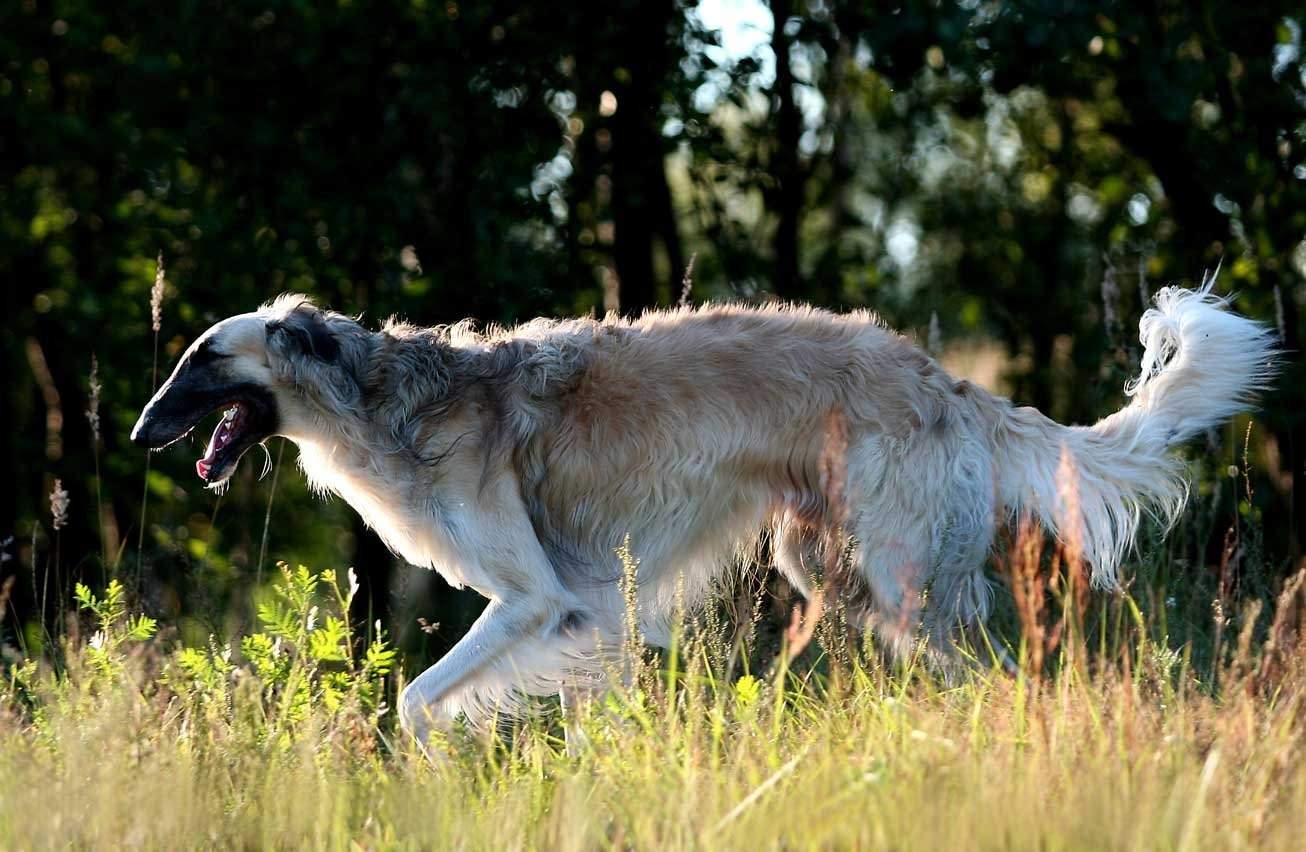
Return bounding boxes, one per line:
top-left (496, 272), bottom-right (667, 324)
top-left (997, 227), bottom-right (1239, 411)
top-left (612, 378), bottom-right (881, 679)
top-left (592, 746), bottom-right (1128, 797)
top-left (171, 640), bottom-right (234, 700)
top-left (2, 564), bottom-right (397, 763)
top-left (74, 579), bottom-right (157, 642)
top-left (73, 579), bottom-right (157, 679)
top-left (732, 673), bottom-right (764, 726)
top-left (165, 562), bottom-right (396, 745)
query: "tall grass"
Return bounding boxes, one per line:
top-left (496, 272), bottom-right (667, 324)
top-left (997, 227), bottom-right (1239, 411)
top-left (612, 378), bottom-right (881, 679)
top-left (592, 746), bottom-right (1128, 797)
top-left (2, 516), bottom-right (1305, 849)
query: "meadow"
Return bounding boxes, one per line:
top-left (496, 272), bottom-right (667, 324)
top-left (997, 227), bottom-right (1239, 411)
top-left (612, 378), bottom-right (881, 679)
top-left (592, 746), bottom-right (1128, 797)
top-left (3, 472), bottom-right (1305, 850)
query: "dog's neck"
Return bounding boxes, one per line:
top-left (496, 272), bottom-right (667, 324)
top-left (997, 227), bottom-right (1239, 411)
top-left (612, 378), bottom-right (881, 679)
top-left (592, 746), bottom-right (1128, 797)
top-left (292, 428), bottom-right (493, 592)
top-left (285, 358), bottom-right (504, 595)
top-left (280, 327), bottom-right (552, 598)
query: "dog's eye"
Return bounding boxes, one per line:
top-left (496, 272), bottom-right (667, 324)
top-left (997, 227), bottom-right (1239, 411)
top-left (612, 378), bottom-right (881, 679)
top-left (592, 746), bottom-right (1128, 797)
top-left (187, 343), bottom-right (227, 369)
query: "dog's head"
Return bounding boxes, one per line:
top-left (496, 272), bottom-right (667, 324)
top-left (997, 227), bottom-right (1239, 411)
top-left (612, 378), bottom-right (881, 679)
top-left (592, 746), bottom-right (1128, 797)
top-left (131, 295), bottom-right (359, 488)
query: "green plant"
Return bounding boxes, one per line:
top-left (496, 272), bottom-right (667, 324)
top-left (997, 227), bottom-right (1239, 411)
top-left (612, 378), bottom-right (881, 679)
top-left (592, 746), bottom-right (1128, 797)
top-left (73, 578), bottom-right (157, 679)
top-left (164, 562), bottom-right (396, 752)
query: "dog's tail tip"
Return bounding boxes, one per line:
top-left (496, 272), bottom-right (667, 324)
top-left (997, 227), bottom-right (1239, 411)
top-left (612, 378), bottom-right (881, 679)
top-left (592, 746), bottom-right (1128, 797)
top-left (1123, 274), bottom-right (1278, 445)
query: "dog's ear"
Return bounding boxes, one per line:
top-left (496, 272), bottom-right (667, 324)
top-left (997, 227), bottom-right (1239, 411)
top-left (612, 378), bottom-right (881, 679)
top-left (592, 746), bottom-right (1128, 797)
top-left (267, 307), bottom-right (340, 362)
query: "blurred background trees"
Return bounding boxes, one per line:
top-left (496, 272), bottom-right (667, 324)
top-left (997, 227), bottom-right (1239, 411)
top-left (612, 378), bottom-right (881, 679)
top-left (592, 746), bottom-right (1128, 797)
top-left (3, 0), bottom-right (1304, 666)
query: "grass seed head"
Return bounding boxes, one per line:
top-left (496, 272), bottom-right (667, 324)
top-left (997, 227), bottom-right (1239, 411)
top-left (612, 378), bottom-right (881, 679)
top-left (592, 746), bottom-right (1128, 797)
top-left (86, 355), bottom-right (101, 444)
top-left (49, 479), bottom-right (69, 531)
top-left (151, 251), bottom-right (166, 333)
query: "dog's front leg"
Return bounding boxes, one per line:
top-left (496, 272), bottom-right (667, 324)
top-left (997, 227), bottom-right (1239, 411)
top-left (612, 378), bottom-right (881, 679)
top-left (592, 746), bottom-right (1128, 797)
top-left (559, 681), bottom-right (606, 757)
top-left (398, 597), bottom-right (557, 752)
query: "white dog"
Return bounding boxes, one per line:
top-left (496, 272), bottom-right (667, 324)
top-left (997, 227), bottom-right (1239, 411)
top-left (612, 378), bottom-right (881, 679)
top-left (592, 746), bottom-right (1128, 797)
top-left (132, 280), bottom-right (1275, 746)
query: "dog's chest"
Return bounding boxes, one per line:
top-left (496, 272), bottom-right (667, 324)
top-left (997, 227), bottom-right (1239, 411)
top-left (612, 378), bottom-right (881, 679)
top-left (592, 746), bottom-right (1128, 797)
top-left (296, 442), bottom-right (484, 590)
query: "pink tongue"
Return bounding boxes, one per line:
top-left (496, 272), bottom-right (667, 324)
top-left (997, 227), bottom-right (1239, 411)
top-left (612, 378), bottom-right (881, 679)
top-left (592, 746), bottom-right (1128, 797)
top-left (196, 417), bottom-right (228, 480)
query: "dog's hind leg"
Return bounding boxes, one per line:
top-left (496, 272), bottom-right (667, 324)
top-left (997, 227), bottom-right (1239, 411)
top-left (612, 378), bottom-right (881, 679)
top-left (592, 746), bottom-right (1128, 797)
top-left (847, 435), bottom-right (997, 670)
top-left (848, 506), bottom-right (934, 665)
top-left (921, 437), bottom-right (1000, 668)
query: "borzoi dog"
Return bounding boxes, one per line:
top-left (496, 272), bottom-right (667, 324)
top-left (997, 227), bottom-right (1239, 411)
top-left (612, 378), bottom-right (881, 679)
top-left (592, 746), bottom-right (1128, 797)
top-left (131, 282), bottom-right (1275, 747)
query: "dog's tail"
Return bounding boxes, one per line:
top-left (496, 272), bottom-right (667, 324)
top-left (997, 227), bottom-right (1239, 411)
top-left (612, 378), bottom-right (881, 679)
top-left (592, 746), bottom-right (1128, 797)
top-left (994, 275), bottom-right (1277, 587)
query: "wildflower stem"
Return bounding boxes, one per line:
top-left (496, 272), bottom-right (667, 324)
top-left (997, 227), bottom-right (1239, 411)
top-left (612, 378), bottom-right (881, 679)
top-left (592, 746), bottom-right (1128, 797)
top-left (257, 439), bottom-right (286, 588)
top-left (138, 252), bottom-right (165, 581)
top-left (136, 330), bottom-right (158, 583)
top-left (88, 355), bottom-right (107, 575)
top-left (92, 451), bottom-right (105, 576)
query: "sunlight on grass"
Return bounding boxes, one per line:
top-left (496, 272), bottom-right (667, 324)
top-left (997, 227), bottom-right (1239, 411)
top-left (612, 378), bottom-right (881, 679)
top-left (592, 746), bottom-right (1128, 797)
top-left (3, 545), bottom-right (1305, 850)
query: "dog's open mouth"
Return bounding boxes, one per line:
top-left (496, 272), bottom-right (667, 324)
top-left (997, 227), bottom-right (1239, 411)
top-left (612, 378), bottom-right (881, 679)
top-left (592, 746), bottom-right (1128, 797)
top-left (182, 390), bottom-right (278, 486)
top-left (196, 403), bottom-right (251, 483)
top-left (132, 350), bottom-right (280, 488)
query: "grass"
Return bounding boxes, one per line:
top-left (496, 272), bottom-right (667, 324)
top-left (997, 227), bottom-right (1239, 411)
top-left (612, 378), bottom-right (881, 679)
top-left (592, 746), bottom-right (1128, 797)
top-left (2, 531), bottom-right (1305, 850)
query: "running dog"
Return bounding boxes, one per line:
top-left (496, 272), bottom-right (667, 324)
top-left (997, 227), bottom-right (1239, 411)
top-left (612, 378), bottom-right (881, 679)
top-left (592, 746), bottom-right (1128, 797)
top-left (131, 281), bottom-right (1276, 747)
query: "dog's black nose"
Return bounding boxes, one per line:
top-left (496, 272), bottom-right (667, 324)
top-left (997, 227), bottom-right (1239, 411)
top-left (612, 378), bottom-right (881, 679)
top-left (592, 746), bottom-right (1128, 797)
top-left (130, 417), bottom-right (153, 448)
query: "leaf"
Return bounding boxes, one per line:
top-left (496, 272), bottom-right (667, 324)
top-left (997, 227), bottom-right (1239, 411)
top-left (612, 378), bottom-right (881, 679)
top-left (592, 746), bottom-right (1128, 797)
top-left (127, 615), bottom-right (158, 641)
top-left (74, 582), bottom-right (93, 606)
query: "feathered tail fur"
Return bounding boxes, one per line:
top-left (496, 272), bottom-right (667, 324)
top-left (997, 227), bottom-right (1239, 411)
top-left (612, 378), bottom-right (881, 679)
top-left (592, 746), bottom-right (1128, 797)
top-left (996, 275), bottom-right (1278, 587)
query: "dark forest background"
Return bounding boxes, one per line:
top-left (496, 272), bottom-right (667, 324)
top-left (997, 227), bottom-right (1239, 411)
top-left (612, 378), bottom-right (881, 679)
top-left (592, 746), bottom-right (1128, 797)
top-left (3, 0), bottom-right (1305, 667)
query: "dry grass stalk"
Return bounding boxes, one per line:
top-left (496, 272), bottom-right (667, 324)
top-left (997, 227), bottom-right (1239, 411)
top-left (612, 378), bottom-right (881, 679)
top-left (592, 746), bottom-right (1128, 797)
top-left (150, 251), bottom-right (166, 334)
top-left (1051, 445), bottom-right (1089, 658)
top-left (616, 534), bottom-right (645, 685)
top-left (1008, 515), bottom-right (1049, 676)
top-left (1255, 565), bottom-right (1306, 689)
top-left (784, 587), bottom-right (823, 659)
top-left (139, 252), bottom-right (169, 579)
top-left (1100, 251), bottom-right (1121, 345)
top-left (85, 355), bottom-right (101, 445)
top-left (1003, 448), bottom-right (1092, 679)
top-left (1225, 598), bottom-right (1263, 687)
top-left (678, 252), bottom-right (698, 308)
top-left (48, 480), bottom-right (69, 532)
top-left (786, 409), bottom-right (852, 662)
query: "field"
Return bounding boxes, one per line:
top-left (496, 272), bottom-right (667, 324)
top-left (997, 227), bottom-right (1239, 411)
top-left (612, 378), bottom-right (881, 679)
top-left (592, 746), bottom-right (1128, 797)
top-left (3, 510), bottom-right (1305, 850)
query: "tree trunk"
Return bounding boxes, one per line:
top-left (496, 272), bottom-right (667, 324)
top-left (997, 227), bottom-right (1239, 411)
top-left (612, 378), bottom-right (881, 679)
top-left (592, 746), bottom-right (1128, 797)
top-left (607, 1), bottom-right (682, 314)
top-left (768, 0), bottom-right (804, 300)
